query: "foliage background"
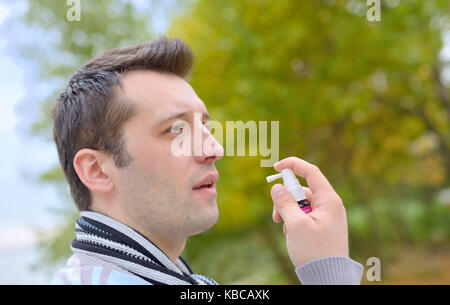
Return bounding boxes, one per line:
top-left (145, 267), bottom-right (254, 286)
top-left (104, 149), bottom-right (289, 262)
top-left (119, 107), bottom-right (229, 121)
top-left (5, 0), bottom-right (449, 284)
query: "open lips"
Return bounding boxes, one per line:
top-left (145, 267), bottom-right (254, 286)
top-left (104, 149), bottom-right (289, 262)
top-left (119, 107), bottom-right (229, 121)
top-left (192, 172), bottom-right (218, 190)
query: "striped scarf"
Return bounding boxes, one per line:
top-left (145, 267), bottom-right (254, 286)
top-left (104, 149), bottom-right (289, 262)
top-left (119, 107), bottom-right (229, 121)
top-left (71, 211), bottom-right (218, 285)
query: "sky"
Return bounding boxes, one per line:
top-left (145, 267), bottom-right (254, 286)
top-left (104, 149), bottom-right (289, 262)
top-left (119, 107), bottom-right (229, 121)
top-left (0, 0), bottom-right (449, 285)
top-left (0, 1), bottom-right (68, 284)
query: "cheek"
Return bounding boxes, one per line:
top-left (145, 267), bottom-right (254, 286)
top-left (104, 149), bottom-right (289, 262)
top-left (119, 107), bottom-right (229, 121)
top-left (128, 137), bottom-right (166, 168)
top-left (135, 152), bottom-right (191, 189)
top-left (126, 133), bottom-right (192, 188)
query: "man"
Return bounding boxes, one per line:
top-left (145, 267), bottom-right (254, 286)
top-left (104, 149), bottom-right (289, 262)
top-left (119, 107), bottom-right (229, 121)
top-left (51, 37), bottom-right (363, 285)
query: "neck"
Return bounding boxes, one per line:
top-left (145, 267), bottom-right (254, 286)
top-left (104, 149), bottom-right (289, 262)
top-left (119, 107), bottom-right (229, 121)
top-left (144, 234), bottom-right (187, 264)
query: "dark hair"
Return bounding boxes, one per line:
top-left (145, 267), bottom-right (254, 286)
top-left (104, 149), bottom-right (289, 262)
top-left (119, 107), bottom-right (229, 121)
top-left (52, 37), bottom-right (194, 211)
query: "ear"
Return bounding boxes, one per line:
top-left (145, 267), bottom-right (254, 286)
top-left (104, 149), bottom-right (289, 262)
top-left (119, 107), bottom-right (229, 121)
top-left (73, 148), bottom-right (114, 194)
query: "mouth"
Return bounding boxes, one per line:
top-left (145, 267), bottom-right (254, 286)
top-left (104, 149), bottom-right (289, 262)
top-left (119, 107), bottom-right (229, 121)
top-left (192, 172), bottom-right (218, 196)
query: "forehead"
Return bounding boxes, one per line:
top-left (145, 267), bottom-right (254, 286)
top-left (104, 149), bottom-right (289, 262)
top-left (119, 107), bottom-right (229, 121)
top-left (119, 70), bottom-right (207, 121)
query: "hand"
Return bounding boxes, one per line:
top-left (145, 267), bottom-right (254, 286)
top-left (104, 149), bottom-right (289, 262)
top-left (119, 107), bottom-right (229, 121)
top-left (270, 157), bottom-right (349, 268)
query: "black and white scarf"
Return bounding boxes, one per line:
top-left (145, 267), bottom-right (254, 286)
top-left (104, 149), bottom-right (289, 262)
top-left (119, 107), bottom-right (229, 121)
top-left (71, 211), bottom-right (218, 285)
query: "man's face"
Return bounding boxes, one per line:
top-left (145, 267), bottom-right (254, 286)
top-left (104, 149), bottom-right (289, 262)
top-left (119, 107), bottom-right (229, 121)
top-left (113, 70), bottom-right (224, 239)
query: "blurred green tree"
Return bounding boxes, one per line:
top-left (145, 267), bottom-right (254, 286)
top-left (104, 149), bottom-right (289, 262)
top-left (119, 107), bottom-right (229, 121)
top-left (11, 0), bottom-right (450, 284)
top-left (169, 0), bottom-right (449, 202)
top-left (168, 0), bottom-right (450, 282)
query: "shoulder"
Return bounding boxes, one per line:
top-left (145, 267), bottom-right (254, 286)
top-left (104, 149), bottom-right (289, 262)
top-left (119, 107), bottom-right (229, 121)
top-left (51, 253), bottom-right (150, 285)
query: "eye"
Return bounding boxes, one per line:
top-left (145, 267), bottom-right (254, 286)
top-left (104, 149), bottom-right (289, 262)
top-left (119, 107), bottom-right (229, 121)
top-left (167, 121), bottom-right (186, 134)
top-left (168, 125), bottom-right (183, 134)
top-left (167, 121), bottom-right (211, 134)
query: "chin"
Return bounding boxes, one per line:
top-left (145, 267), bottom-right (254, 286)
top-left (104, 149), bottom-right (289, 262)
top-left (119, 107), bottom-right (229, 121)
top-left (189, 205), bottom-right (219, 236)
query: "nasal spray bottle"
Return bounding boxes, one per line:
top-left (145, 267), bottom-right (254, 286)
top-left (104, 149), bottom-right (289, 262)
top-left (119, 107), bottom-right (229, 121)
top-left (266, 169), bottom-right (312, 214)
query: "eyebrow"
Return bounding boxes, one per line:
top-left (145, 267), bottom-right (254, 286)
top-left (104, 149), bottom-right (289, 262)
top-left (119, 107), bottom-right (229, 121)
top-left (157, 111), bottom-right (211, 125)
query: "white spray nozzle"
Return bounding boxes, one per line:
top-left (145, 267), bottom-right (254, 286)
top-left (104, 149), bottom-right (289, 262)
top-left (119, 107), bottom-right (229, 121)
top-left (266, 168), bottom-right (307, 202)
top-left (266, 173), bottom-right (283, 183)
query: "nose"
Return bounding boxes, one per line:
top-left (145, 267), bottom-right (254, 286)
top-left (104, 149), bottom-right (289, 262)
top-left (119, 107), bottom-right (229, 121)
top-left (193, 123), bottom-right (224, 163)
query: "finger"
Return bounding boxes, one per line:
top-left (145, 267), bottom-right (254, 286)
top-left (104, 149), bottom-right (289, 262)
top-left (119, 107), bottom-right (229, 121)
top-left (303, 186), bottom-right (313, 202)
top-left (273, 206), bottom-right (282, 223)
top-left (274, 157), bottom-right (335, 195)
top-left (273, 186), bottom-right (312, 222)
top-left (271, 184), bottom-right (309, 224)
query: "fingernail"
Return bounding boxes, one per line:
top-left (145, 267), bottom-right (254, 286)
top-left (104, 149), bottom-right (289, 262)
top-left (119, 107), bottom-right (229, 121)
top-left (272, 184), bottom-right (285, 198)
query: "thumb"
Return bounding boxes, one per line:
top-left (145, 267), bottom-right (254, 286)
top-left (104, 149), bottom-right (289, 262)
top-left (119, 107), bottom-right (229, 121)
top-left (270, 184), bottom-right (305, 224)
